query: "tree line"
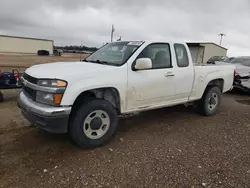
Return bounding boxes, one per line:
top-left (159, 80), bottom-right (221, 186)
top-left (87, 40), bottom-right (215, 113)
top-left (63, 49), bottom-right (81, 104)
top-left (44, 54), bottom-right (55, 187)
top-left (54, 45), bottom-right (98, 52)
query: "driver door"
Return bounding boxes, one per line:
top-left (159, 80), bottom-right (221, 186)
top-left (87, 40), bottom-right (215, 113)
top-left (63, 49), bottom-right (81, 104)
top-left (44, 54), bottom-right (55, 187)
top-left (127, 43), bottom-right (175, 111)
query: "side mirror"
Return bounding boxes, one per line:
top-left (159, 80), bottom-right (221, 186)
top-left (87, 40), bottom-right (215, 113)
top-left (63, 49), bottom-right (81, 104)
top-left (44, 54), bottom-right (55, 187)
top-left (134, 58), bottom-right (152, 70)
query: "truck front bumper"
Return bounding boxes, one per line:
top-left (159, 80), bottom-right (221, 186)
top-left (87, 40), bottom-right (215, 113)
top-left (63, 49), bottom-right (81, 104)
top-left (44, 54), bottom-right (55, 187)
top-left (17, 92), bottom-right (71, 134)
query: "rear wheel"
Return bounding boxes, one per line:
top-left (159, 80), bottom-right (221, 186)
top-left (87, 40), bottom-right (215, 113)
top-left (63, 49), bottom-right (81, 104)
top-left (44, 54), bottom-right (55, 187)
top-left (198, 86), bottom-right (221, 116)
top-left (69, 99), bottom-right (118, 148)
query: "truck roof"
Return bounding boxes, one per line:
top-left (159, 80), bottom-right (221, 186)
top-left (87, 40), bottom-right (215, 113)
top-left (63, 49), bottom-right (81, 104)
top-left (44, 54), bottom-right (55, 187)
top-left (113, 40), bottom-right (186, 45)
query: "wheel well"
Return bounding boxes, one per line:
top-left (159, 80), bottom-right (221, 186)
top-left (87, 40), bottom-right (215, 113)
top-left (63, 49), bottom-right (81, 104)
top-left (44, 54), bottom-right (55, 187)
top-left (72, 87), bottom-right (121, 114)
top-left (206, 79), bottom-right (224, 92)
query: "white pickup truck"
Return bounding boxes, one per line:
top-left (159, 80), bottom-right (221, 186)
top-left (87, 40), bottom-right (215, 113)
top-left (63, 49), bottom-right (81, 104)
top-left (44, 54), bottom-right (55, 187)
top-left (18, 41), bottom-right (235, 148)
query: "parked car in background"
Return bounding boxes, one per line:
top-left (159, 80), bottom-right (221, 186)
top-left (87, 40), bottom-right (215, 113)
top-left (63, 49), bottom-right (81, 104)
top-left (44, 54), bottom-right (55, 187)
top-left (37, 50), bottom-right (50, 56)
top-left (231, 57), bottom-right (250, 93)
top-left (207, 56), bottom-right (229, 64)
top-left (227, 57), bottom-right (235, 62)
top-left (215, 57), bottom-right (250, 93)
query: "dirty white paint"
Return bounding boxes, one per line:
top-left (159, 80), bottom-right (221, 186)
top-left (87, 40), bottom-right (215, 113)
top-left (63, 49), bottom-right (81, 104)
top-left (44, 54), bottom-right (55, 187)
top-left (23, 40), bottom-right (235, 114)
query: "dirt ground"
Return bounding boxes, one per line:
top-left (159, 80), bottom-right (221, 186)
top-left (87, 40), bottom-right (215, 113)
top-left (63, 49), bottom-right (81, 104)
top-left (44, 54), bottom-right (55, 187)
top-left (1, 90), bottom-right (250, 188)
top-left (0, 53), bottom-right (86, 72)
top-left (1, 54), bottom-right (250, 188)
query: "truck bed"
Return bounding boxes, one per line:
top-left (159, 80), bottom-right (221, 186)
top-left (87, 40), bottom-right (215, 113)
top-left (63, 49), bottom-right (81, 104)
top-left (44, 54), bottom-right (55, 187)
top-left (188, 64), bottom-right (235, 101)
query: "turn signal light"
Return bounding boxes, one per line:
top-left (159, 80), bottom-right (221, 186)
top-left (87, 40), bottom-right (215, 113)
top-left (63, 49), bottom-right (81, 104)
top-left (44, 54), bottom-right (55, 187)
top-left (54, 94), bottom-right (63, 105)
top-left (56, 80), bottom-right (67, 87)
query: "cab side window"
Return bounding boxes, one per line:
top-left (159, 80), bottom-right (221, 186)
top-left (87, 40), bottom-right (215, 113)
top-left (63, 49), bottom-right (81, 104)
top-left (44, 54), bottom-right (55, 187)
top-left (174, 44), bottom-right (189, 67)
top-left (136, 43), bottom-right (172, 69)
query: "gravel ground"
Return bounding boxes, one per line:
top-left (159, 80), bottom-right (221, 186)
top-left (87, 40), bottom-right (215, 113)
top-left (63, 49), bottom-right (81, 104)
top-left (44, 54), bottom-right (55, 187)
top-left (0, 90), bottom-right (250, 188)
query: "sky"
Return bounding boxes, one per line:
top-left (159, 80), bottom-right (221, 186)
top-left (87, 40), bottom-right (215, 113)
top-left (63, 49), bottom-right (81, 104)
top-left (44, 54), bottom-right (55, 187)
top-left (0, 0), bottom-right (250, 56)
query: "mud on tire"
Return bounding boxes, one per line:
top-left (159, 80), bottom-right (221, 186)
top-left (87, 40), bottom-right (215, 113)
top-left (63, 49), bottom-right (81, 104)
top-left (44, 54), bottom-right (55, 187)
top-left (198, 86), bottom-right (222, 116)
top-left (69, 99), bottom-right (118, 148)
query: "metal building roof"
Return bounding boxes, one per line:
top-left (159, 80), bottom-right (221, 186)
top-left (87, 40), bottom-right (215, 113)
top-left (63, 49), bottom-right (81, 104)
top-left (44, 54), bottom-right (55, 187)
top-left (0, 34), bottom-right (53, 42)
top-left (186, 42), bottom-right (227, 50)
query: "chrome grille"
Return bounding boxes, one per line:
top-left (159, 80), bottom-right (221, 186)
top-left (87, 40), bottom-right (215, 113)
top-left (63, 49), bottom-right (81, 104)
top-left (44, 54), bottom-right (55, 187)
top-left (23, 85), bottom-right (36, 100)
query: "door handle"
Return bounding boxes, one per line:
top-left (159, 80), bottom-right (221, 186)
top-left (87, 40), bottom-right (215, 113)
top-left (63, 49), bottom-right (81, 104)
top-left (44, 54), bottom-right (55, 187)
top-left (165, 72), bottom-right (175, 77)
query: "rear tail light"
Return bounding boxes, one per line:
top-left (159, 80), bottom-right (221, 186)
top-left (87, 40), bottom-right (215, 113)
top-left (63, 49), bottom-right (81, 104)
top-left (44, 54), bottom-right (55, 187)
top-left (234, 70), bottom-right (238, 77)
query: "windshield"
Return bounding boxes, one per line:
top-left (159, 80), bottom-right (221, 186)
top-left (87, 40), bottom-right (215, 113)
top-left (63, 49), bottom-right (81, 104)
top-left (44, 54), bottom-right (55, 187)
top-left (85, 41), bottom-right (143, 66)
top-left (230, 58), bottom-right (250, 66)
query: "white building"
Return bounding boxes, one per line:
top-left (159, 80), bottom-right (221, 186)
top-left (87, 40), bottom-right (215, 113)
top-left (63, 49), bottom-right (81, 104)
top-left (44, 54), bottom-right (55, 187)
top-left (0, 35), bottom-right (53, 54)
top-left (187, 42), bottom-right (227, 64)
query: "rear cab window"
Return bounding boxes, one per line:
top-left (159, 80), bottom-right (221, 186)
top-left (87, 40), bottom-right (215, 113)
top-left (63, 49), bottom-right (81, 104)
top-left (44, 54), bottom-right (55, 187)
top-left (174, 44), bottom-right (189, 67)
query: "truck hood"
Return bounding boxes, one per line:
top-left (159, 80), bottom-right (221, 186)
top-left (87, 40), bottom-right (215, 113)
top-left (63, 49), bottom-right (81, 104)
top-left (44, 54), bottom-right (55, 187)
top-left (25, 61), bottom-right (118, 80)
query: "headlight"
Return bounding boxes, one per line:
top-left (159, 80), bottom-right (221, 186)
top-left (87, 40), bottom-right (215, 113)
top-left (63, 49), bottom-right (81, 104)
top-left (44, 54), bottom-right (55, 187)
top-left (36, 91), bottom-right (63, 105)
top-left (37, 79), bottom-right (67, 87)
top-left (36, 79), bottom-right (66, 105)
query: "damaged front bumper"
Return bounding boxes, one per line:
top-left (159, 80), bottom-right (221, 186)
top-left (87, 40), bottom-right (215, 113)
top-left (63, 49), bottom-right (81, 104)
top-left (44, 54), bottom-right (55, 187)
top-left (17, 92), bottom-right (71, 133)
top-left (233, 76), bottom-right (250, 93)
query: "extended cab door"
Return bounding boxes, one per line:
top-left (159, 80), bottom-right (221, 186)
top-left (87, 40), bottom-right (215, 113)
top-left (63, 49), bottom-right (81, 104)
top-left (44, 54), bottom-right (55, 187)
top-left (126, 43), bottom-right (175, 110)
top-left (172, 43), bottom-right (194, 102)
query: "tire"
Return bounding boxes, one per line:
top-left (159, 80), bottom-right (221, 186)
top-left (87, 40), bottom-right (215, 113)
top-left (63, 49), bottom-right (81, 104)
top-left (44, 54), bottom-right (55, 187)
top-left (69, 99), bottom-right (118, 148)
top-left (0, 92), bottom-right (3, 102)
top-left (198, 86), bottom-right (221, 116)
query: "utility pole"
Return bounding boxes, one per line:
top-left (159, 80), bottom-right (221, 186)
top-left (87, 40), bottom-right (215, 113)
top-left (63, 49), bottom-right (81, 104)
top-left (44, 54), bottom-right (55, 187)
top-left (80, 40), bottom-right (83, 61)
top-left (111, 24), bottom-right (115, 42)
top-left (218, 33), bottom-right (226, 46)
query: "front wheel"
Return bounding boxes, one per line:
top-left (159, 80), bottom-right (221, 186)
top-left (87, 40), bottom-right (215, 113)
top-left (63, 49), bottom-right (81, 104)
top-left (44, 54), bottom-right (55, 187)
top-left (198, 86), bottom-right (222, 116)
top-left (69, 99), bottom-right (118, 148)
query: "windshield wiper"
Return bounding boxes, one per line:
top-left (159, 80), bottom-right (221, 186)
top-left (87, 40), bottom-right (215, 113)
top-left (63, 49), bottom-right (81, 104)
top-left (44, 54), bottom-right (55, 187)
top-left (85, 60), bottom-right (110, 65)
